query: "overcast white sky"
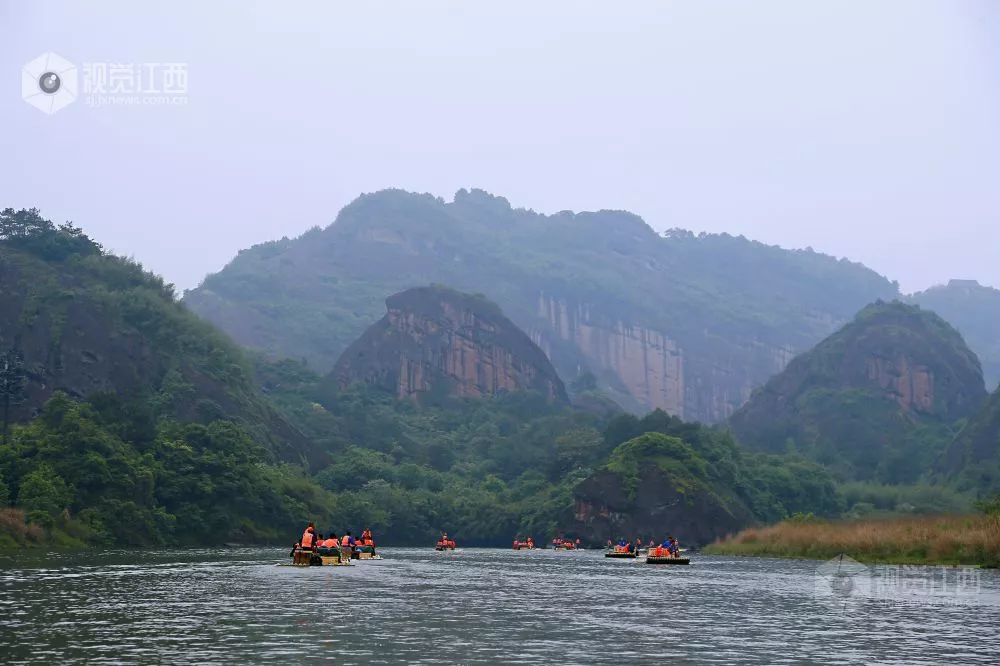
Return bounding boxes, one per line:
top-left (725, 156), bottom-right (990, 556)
top-left (2, 1), bottom-right (998, 293)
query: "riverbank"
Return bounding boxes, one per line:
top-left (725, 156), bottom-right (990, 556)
top-left (0, 508), bottom-right (88, 550)
top-left (704, 514), bottom-right (1000, 567)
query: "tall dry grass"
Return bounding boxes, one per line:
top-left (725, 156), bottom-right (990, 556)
top-left (0, 507), bottom-right (45, 544)
top-left (706, 514), bottom-right (1000, 566)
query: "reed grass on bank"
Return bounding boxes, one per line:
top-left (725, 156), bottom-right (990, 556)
top-left (705, 514), bottom-right (1000, 567)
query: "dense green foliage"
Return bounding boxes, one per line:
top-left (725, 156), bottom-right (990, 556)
top-left (258, 357), bottom-right (844, 544)
top-left (730, 301), bottom-right (987, 484)
top-left (0, 209), bottom-right (331, 546)
top-left (598, 411), bottom-right (842, 522)
top-left (944, 386), bottom-right (1000, 494)
top-left (0, 392), bottom-right (334, 546)
top-left (185, 188), bottom-right (899, 419)
top-left (0, 208), bottom-right (319, 464)
top-left (256, 357), bottom-right (602, 544)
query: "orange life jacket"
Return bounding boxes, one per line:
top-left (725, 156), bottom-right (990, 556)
top-left (341, 535), bottom-right (351, 546)
top-left (301, 530), bottom-right (314, 548)
top-left (322, 538), bottom-right (337, 548)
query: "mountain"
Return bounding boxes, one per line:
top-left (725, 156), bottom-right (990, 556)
top-left (571, 410), bottom-right (841, 545)
top-left (0, 209), bottom-right (319, 467)
top-left (184, 188), bottom-right (899, 422)
top-left (0, 208), bottom-right (334, 546)
top-left (911, 280), bottom-right (1000, 391)
top-left (331, 286), bottom-right (567, 404)
top-left (942, 386), bottom-right (1000, 492)
top-left (729, 301), bottom-right (988, 483)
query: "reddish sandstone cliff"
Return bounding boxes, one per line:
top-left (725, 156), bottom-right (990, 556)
top-left (331, 286), bottom-right (567, 403)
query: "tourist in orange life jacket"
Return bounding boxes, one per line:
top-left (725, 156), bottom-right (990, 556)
top-left (361, 528), bottom-right (374, 545)
top-left (300, 523), bottom-right (316, 550)
top-left (341, 531), bottom-right (356, 555)
top-left (317, 532), bottom-right (340, 562)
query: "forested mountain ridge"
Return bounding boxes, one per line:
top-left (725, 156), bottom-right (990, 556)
top-left (729, 301), bottom-right (987, 484)
top-left (0, 208), bottom-right (335, 546)
top-left (0, 208), bottom-right (846, 548)
top-left (184, 188), bottom-right (900, 422)
top-left (0, 209), bottom-right (319, 467)
top-left (942, 386), bottom-right (1000, 491)
top-left (911, 280), bottom-right (1000, 391)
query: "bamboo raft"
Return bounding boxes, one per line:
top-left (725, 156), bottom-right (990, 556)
top-left (645, 546), bottom-right (690, 565)
top-left (645, 556), bottom-right (690, 565)
top-left (604, 551), bottom-right (638, 559)
top-left (278, 554), bottom-right (352, 567)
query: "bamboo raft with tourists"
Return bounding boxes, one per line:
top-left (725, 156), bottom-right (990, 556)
top-left (551, 537), bottom-right (580, 550)
top-left (604, 535), bottom-right (690, 563)
top-left (645, 536), bottom-right (688, 564)
top-left (284, 523), bottom-right (381, 566)
top-left (435, 533), bottom-right (457, 550)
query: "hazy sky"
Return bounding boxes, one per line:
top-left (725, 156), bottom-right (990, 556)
top-left (2, 1), bottom-right (998, 293)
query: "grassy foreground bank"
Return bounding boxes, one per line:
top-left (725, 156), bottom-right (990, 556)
top-left (705, 514), bottom-right (1000, 567)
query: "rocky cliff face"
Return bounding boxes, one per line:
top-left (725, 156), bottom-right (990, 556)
top-left (331, 286), bottom-right (567, 403)
top-left (530, 293), bottom-right (797, 420)
top-left (729, 301), bottom-right (988, 483)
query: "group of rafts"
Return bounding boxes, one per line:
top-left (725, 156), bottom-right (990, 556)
top-left (603, 536), bottom-right (689, 565)
top-left (286, 523), bottom-right (381, 567)
top-left (287, 526), bottom-right (688, 565)
top-left (512, 535), bottom-right (690, 564)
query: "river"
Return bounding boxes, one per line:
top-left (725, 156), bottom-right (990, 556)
top-left (1, 547), bottom-right (998, 664)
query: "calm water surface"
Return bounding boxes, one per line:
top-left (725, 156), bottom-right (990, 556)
top-left (1, 547), bottom-right (998, 664)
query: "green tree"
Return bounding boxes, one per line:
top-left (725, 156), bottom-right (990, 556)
top-left (0, 349), bottom-right (26, 447)
top-left (17, 465), bottom-right (72, 525)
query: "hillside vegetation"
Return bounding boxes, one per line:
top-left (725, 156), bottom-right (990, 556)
top-left (729, 301), bottom-right (987, 484)
top-left (185, 188), bottom-right (899, 421)
top-left (0, 209), bottom-right (334, 545)
top-left (912, 280), bottom-right (1000, 390)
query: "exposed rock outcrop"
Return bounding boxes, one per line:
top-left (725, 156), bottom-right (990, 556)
top-left (331, 286), bottom-right (567, 403)
top-left (729, 301), bottom-right (987, 483)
